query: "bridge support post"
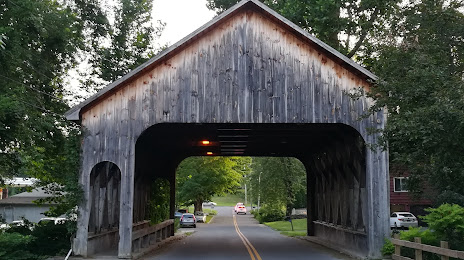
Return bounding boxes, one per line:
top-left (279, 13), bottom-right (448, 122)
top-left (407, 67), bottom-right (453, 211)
top-left (169, 171), bottom-right (176, 236)
top-left (73, 163), bottom-right (92, 257)
top-left (118, 139), bottom-right (136, 259)
top-left (300, 161), bottom-right (317, 239)
top-left (305, 162), bottom-right (316, 236)
top-left (365, 145), bottom-right (390, 259)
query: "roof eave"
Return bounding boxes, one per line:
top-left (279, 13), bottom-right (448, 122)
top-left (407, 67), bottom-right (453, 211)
top-left (65, 0), bottom-right (377, 122)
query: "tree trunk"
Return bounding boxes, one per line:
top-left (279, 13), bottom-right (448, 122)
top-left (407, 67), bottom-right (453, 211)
top-left (194, 200), bottom-right (203, 213)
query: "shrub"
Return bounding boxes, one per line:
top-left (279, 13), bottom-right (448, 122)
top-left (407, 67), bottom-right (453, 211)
top-left (255, 205), bottom-right (285, 223)
top-left (0, 232), bottom-right (37, 260)
top-left (30, 221), bottom-right (71, 257)
top-left (422, 204), bottom-right (464, 250)
top-left (399, 227), bottom-right (440, 260)
top-left (381, 239), bottom-right (394, 256)
top-left (174, 218), bottom-right (180, 232)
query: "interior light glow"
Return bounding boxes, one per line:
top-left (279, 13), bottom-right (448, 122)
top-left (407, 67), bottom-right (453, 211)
top-left (207, 152), bottom-right (213, 155)
top-left (202, 140), bottom-right (210, 145)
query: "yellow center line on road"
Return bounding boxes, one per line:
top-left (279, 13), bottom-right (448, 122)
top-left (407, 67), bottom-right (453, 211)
top-left (233, 215), bottom-right (262, 260)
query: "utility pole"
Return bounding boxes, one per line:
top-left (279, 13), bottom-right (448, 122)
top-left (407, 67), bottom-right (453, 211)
top-left (245, 183), bottom-right (247, 206)
top-left (257, 172), bottom-right (261, 212)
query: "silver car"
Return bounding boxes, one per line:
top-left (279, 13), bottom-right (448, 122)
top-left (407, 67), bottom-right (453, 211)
top-left (180, 213), bottom-right (196, 228)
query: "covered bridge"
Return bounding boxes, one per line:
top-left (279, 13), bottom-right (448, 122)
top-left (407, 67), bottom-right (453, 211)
top-left (66, 0), bottom-right (389, 258)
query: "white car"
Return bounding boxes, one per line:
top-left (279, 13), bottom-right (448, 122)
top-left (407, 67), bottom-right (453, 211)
top-left (38, 217), bottom-right (67, 225)
top-left (235, 203), bottom-right (246, 215)
top-left (194, 212), bottom-right (207, 223)
top-left (202, 201), bottom-right (217, 206)
top-left (390, 212), bottom-right (418, 228)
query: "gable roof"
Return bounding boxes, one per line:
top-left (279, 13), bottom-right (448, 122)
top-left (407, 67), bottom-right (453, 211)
top-left (65, 0), bottom-right (377, 121)
top-left (0, 187), bottom-right (57, 205)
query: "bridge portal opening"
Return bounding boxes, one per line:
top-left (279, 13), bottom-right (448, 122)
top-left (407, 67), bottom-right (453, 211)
top-left (87, 161), bottom-right (121, 254)
top-left (133, 123), bottom-right (368, 255)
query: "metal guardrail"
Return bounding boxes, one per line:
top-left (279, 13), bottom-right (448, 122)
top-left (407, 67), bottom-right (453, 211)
top-left (392, 234), bottom-right (464, 260)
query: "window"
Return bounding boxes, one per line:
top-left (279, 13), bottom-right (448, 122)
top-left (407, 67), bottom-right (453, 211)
top-left (391, 213), bottom-right (397, 217)
top-left (394, 177), bottom-right (408, 192)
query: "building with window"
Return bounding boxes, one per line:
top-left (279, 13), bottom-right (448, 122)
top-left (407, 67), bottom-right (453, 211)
top-left (390, 169), bottom-right (433, 224)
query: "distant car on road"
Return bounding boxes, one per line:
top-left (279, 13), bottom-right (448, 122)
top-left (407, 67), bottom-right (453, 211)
top-left (235, 203), bottom-right (246, 215)
top-left (194, 211), bottom-right (207, 223)
top-left (234, 202), bottom-right (244, 212)
top-left (180, 213), bottom-right (196, 228)
top-left (202, 201), bottom-right (217, 206)
top-left (174, 212), bottom-right (183, 218)
top-left (390, 212), bottom-right (418, 228)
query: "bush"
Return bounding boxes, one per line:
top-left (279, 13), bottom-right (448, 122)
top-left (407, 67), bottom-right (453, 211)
top-left (391, 204), bottom-right (464, 260)
top-left (398, 228), bottom-right (441, 260)
top-left (255, 205), bottom-right (285, 223)
top-left (422, 204), bottom-right (464, 250)
top-left (31, 221), bottom-right (71, 256)
top-left (0, 232), bottom-right (37, 260)
top-left (381, 238), bottom-right (394, 256)
top-left (174, 218), bottom-right (180, 232)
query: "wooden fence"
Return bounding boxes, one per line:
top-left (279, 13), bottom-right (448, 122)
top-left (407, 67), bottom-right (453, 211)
top-left (392, 234), bottom-right (464, 260)
top-left (131, 219), bottom-right (175, 258)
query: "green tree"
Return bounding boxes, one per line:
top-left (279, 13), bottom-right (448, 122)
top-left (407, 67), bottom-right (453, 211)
top-left (206, 0), bottom-right (400, 58)
top-left (0, 0), bottom-right (165, 218)
top-left (0, 0), bottom-right (82, 183)
top-left (249, 157), bottom-right (306, 216)
top-left (147, 178), bottom-right (170, 224)
top-left (176, 157), bottom-right (248, 212)
top-left (92, 0), bottom-right (165, 83)
top-left (367, 0), bottom-right (464, 205)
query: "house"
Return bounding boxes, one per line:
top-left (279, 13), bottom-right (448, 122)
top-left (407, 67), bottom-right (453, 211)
top-left (0, 187), bottom-right (59, 223)
top-left (390, 169), bottom-right (433, 224)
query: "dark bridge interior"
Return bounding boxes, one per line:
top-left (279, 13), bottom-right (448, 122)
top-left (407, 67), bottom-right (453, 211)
top-left (135, 123), bottom-right (364, 167)
top-left (133, 123), bottom-right (368, 252)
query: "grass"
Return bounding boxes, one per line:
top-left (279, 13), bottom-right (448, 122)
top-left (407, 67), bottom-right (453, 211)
top-left (264, 219), bottom-right (307, 237)
top-left (211, 192), bottom-right (245, 207)
top-left (186, 206), bottom-right (217, 215)
top-left (205, 215), bottom-right (214, 223)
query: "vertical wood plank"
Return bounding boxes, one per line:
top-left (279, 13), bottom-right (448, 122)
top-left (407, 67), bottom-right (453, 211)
top-left (441, 241), bottom-right (449, 260)
top-left (415, 237), bottom-right (423, 260)
top-left (394, 234), bottom-right (401, 256)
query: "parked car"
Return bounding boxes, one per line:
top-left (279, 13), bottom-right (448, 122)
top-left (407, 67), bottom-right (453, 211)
top-left (235, 203), bottom-right (246, 215)
top-left (194, 211), bottom-right (207, 223)
top-left (174, 212), bottom-right (183, 218)
top-left (180, 213), bottom-right (196, 228)
top-left (202, 201), bottom-right (217, 207)
top-left (390, 212), bottom-right (418, 228)
top-left (38, 217), bottom-right (67, 225)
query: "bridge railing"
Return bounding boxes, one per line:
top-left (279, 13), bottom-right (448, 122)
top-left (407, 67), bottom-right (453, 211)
top-left (392, 234), bottom-right (464, 260)
top-left (131, 219), bottom-right (175, 257)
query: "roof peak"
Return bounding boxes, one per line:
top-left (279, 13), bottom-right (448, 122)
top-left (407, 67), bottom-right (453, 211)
top-left (65, 0), bottom-right (376, 121)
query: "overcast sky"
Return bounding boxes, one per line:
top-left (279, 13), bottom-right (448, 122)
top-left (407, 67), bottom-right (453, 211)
top-left (152, 0), bottom-right (216, 46)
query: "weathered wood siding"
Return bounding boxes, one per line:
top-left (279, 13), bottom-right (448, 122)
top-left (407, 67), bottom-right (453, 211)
top-left (75, 10), bottom-right (388, 258)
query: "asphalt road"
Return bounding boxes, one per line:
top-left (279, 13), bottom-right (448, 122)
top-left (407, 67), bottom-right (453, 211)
top-left (142, 206), bottom-right (354, 260)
